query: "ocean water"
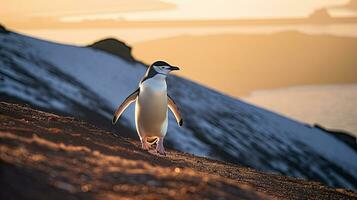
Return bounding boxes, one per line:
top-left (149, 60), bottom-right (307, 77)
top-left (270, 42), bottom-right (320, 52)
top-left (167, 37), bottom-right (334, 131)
top-left (242, 84), bottom-right (357, 136)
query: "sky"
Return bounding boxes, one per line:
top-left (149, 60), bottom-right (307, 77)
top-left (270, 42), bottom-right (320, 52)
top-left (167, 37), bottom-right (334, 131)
top-left (119, 0), bottom-right (354, 20)
top-left (1, 0), bottom-right (356, 25)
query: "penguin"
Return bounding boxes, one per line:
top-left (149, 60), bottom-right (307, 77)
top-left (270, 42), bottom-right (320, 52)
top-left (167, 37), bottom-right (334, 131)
top-left (112, 61), bottom-right (183, 155)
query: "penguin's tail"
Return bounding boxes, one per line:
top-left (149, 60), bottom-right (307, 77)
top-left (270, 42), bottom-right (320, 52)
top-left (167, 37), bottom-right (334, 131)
top-left (147, 137), bottom-right (158, 145)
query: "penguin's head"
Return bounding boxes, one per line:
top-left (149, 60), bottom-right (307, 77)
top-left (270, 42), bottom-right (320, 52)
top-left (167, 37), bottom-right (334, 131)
top-left (151, 61), bottom-right (180, 76)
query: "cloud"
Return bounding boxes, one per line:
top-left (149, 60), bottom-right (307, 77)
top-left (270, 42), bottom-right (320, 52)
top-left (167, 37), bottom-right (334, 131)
top-left (1, 0), bottom-right (176, 19)
top-left (333, 0), bottom-right (357, 11)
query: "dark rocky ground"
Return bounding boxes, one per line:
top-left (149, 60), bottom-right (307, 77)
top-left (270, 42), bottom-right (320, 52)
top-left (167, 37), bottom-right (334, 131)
top-left (1, 102), bottom-right (356, 200)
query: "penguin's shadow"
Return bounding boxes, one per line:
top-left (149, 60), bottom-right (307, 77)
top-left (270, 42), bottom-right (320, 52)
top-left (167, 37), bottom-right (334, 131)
top-left (145, 144), bottom-right (167, 157)
top-left (146, 149), bottom-right (166, 157)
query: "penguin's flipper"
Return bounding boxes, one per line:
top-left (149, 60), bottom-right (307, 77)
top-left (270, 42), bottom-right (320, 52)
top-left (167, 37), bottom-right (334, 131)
top-left (112, 88), bottom-right (139, 124)
top-left (167, 95), bottom-right (183, 127)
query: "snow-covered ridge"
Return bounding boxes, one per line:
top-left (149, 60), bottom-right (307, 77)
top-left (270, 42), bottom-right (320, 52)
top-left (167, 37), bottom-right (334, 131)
top-left (0, 29), bottom-right (356, 189)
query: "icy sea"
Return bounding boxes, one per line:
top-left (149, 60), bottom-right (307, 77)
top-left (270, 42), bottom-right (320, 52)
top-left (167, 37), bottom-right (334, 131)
top-left (243, 84), bottom-right (357, 136)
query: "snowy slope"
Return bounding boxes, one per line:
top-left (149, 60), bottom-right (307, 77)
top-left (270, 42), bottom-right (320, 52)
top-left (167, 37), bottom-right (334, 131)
top-left (1, 30), bottom-right (356, 189)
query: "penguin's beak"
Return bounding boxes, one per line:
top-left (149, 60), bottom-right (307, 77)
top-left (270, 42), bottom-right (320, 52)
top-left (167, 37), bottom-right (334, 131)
top-left (170, 66), bottom-right (180, 71)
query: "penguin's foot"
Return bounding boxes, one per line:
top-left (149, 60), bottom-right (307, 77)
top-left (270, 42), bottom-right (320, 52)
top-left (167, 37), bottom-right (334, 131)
top-left (156, 137), bottom-right (166, 156)
top-left (141, 138), bottom-right (150, 151)
top-left (156, 147), bottom-right (166, 156)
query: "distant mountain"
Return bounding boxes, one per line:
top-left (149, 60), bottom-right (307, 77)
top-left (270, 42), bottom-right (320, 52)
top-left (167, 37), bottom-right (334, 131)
top-left (1, 25), bottom-right (356, 189)
top-left (88, 38), bottom-right (136, 63)
top-left (307, 8), bottom-right (333, 23)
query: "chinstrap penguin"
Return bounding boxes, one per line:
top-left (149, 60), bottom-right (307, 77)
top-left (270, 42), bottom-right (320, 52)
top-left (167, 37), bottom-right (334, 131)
top-left (112, 61), bottom-right (183, 155)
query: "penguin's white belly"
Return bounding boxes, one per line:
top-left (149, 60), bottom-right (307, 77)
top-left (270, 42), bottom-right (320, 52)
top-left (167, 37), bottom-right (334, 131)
top-left (135, 81), bottom-right (168, 138)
